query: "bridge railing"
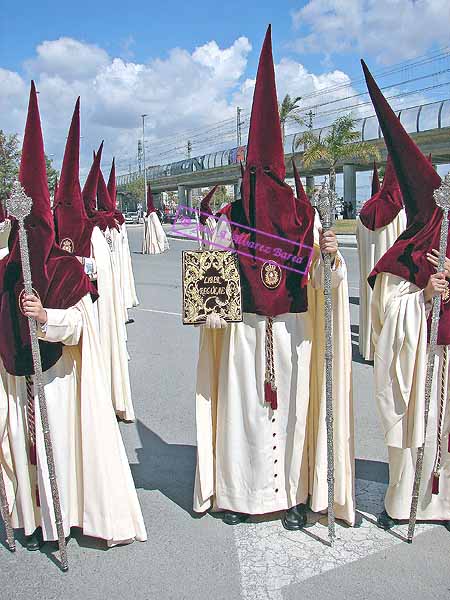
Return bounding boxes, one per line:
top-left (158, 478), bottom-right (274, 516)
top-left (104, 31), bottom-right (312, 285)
top-left (117, 99), bottom-right (450, 186)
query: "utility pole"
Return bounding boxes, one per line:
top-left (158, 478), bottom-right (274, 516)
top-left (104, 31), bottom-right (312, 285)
top-left (187, 140), bottom-right (192, 159)
top-left (137, 140), bottom-right (142, 173)
top-left (307, 110), bottom-right (314, 130)
top-left (141, 114), bottom-right (148, 212)
top-left (236, 107), bottom-right (243, 146)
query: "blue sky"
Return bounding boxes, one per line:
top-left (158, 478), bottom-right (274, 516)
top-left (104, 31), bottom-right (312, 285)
top-left (1, 0), bottom-right (449, 196)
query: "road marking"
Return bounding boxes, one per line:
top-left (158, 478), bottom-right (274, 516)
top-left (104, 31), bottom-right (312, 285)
top-left (136, 308), bottom-right (182, 316)
top-left (233, 478), bottom-right (435, 600)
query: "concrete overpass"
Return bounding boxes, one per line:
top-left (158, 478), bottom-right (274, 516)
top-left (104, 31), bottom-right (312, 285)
top-left (117, 99), bottom-right (450, 209)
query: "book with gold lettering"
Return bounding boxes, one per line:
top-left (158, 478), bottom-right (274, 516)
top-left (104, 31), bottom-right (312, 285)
top-left (182, 250), bottom-right (243, 324)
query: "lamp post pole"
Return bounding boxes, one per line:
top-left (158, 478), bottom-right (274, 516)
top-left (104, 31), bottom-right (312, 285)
top-left (141, 114), bottom-right (148, 214)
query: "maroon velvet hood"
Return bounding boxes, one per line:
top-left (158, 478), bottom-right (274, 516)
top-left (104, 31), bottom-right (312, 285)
top-left (359, 155), bottom-right (403, 231)
top-left (199, 185), bottom-right (218, 224)
top-left (146, 183), bottom-right (156, 215)
top-left (226, 26), bottom-right (314, 316)
top-left (97, 166), bottom-right (120, 231)
top-left (107, 158), bottom-right (125, 225)
top-left (362, 61), bottom-right (450, 344)
top-left (53, 98), bottom-right (95, 256)
top-left (82, 144), bottom-right (111, 231)
top-left (0, 82), bottom-right (97, 376)
top-left (371, 161), bottom-right (380, 196)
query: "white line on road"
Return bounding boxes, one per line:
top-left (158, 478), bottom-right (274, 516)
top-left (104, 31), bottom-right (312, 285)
top-left (136, 308), bottom-right (182, 316)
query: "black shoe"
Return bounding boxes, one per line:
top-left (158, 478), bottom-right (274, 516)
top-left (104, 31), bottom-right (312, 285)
top-left (443, 521), bottom-right (450, 532)
top-left (25, 528), bottom-right (42, 551)
top-left (354, 511), bottom-right (363, 528)
top-left (125, 319), bottom-right (135, 325)
top-left (282, 504), bottom-right (307, 531)
top-left (377, 510), bottom-right (397, 530)
top-left (221, 511), bottom-right (248, 525)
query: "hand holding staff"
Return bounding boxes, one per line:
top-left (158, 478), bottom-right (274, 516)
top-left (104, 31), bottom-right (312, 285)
top-left (316, 180), bottom-right (337, 546)
top-left (6, 181), bottom-right (68, 571)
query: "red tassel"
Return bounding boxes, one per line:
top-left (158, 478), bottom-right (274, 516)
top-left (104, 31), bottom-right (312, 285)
top-left (432, 472), bottom-right (440, 495)
top-left (36, 485), bottom-right (40, 507)
top-left (264, 382), bottom-right (278, 411)
top-left (29, 443), bottom-right (37, 466)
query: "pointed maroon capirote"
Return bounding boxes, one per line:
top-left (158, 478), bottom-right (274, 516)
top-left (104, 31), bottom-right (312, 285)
top-left (371, 161), bottom-right (380, 196)
top-left (107, 157), bottom-right (116, 203)
top-left (0, 82), bottom-right (96, 376)
top-left (146, 183), bottom-right (156, 215)
top-left (97, 168), bottom-right (113, 212)
top-left (359, 155), bottom-right (403, 230)
top-left (361, 59), bottom-right (440, 225)
top-left (245, 25), bottom-right (285, 181)
top-left (83, 142), bottom-right (103, 216)
top-left (199, 185), bottom-right (218, 224)
top-left (292, 160), bottom-right (309, 203)
top-left (53, 97), bottom-right (95, 255)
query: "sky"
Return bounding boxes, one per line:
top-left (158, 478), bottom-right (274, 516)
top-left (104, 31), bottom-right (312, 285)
top-left (1, 0), bottom-right (450, 189)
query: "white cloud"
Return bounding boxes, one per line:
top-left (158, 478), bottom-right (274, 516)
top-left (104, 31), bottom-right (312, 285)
top-left (0, 34), bottom-right (361, 180)
top-left (292, 0), bottom-right (450, 64)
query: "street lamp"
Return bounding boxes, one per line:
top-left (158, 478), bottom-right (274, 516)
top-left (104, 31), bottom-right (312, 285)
top-left (141, 114), bottom-right (148, 214)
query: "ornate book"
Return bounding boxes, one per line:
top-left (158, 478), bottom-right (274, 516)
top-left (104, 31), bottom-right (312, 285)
top-left (182, 250), bottom-right (243, 325)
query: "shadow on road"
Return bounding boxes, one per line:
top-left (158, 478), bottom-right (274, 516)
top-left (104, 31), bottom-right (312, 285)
top-left (355, 458), bottom-right (389, 484)
top-left (132, 420), bottom-right (198, 518)
top-left (349, 296), bottom-right (360, 306)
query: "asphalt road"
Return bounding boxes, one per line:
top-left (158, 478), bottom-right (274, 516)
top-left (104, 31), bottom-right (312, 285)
top-left (1, 224), bottom-right (449, 600)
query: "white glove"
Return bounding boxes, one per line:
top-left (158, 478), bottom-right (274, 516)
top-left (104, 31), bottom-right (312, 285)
top-left (205, 313), bottom-right (228, 329)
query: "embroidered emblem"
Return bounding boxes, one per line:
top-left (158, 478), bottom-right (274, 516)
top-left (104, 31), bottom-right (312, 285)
top-left (261, 262), bottom-right (282, 289)
top-left (60, 238), bottom-right (74, 254)
top-left (18, 287), bottom-right (40, 316)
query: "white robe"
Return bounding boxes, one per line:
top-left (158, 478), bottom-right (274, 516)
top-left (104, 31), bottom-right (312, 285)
top-left (120, 223), bottom-right (139, 310)
top-left (90, 227), bottom-right (135, 421)
top-left (356, 210), bottom-right (406, 361)
top-left (0, 219), bottom-right (11, 259)
top-left (0, 295), bottom-right (147, 544)
top-left (372, 273), bottom-right (450, 520)
top-left (142, 212), bottom-right (169, 254)
top-left (193, 216), bottom-right (355, 524)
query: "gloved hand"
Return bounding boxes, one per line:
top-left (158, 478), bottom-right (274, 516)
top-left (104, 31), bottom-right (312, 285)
top-left (205, 313), bottom-right (228, 328)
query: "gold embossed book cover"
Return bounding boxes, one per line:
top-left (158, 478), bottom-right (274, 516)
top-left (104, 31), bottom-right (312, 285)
top-left (182, 250), bottom-right (243, 324)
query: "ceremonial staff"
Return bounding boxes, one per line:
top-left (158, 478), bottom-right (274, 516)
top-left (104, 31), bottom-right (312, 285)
top-left (6, 181), bottom-right (68, 571)
top-left (316, 180), bottom-right (337, 545)
top-left (408, 173), bottom-right (450, 543)
top-left (0, 464), bottom-right (15, 551)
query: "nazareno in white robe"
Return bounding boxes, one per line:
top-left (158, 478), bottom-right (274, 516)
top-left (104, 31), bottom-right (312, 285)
top-left (0, 295), bottom-right (147, 544)
top-left (89, 226), bottom-right (135, 421)
top-left (371, 272), bottom-right (450, 521)
top-left (356, 209), bottom-right (406, 361)
top-left (193, 215), bottom-right (355, 524)
top-left (0, 219), bottom-right (11, 260)
top-left (120, 223), bottom-right (139, 311)
top-left (142, 212), bottom-right (169, 254)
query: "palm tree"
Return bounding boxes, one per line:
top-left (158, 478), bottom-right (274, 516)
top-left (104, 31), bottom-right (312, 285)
top-left (279, 94), bottom-right (306, 145)
top-left (295, 114), bottom-right (379, 197)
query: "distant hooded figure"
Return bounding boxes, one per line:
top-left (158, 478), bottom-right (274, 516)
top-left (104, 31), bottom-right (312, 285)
top-left (356, 156), bottom-right (406, 360)
top-left (0, 82), bottom-right (146, 549)
top-left (193, 26), bottom-right (356, 530)
top-left (362, 59), bottom-right (450, 531)
top-left (53, 100), bottom-right (135, 422)
top-left (196, 185), bottom-right (219, 249)
top-left (142, 183), bottom-right (169, 254)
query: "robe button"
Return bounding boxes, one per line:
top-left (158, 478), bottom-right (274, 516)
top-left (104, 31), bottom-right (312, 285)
top-left (274, 459), bottom-right (278, 464)
top-left (273, 446), bottom-right (276, 450)
top-left (274, 474), bottom-right (278, 478)
top-left (272, 418), bottom-right (275, 423)
top-left (275, 488), bottom-right (279, 493)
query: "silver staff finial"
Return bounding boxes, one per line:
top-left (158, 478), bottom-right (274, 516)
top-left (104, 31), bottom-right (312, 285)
top-left (6, 181), bottom-right (33, 222)
top-left (434, 172), bottom-right (450, 211)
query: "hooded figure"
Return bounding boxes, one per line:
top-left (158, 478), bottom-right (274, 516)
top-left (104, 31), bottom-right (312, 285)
top-left (371, 161), bottom-right (381, 196)
top-left (196, 185), bottom-right (218, 249)
top-left (55, 100), bottom-right (134, 421)
top-left (0, 200), bottom-right (10, 259)
top-left (361, 59), bottom-right (450, 531)
top-left (356, 155), bottom-right (406, 360)
top-left (193, 26), bottom-right (356, 530)
top-left (106, 158), bottom-right (125, 226)
top-left (0, 82), bottom-right (146, 549)
top-left (142, 183), bottom-right (169, 255)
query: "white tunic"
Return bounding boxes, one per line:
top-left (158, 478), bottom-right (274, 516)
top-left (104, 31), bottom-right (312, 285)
top-left (142, 212), bottom-right (169, 255)
top-left (372, 273), bottom-right (450, 520)
top-left (356, 210), bottom-right (406, 361)
top-left (0, 295), bottom-right (147, 544)
top-left (194, 217), bottom-right (355, 524)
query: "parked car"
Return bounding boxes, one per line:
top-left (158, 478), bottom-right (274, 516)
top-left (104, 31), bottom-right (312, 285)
top-left (125, 212), bottom-right (140, 224)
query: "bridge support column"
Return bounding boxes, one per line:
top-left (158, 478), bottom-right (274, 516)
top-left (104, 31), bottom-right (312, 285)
top-left (154, 192), bottom-right (163, 210)
top-left (178, 185), bottom-right (186, 212)
top-left (305, 175), bottom-right (315, 196)
top-left (186, 188), bottom-right (192, 210)
top-left (343, 164), bottom-right (356, 215)
top-left (234, 182), bottom-right (239, 200)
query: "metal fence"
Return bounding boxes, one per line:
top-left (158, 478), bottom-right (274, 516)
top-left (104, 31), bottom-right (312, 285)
top-left (117, 98), bottom-right (450, 186)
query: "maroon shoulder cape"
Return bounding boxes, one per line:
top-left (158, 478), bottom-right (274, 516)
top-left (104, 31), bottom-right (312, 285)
top-left (0, 82), bottom-right (97, 376)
